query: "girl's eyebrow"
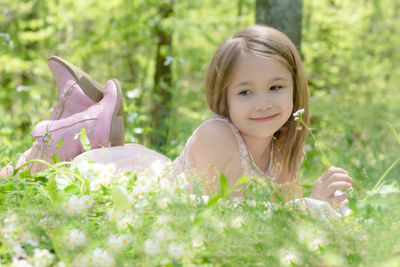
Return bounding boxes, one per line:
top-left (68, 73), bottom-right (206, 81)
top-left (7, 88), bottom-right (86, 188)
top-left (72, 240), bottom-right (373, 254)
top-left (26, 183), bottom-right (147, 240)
top-left (233, 77), bottom-right (290, 88)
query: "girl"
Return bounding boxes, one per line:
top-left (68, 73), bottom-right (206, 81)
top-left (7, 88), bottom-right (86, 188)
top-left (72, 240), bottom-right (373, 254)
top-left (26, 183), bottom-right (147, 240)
top-left (0, 25), bottom-right (352, 208)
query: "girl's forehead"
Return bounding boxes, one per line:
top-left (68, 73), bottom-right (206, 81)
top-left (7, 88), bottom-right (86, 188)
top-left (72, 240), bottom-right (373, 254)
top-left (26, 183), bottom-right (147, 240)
top-left (231, 53), bottom-right (291, 79)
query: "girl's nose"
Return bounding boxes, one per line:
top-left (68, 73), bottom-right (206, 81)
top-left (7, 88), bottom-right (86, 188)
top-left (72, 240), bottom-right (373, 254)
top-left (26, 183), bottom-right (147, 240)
top-left (254, 95), bottom-right (272, 111)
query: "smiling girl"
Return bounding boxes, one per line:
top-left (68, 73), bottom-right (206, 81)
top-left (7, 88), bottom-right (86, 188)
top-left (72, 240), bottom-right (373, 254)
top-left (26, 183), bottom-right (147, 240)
top-left (1, 25), bottom-right (352, 208)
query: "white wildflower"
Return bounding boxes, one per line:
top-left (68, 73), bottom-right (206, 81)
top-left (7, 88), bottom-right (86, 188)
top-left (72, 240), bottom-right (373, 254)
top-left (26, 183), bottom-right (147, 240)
top-left (192, 236), bottom-right (204, 248)
top-left (308, 238), bottom-right (324, 251)
top-left (118, 216), bottom-right (135, 229)
top-left (156, 215), bottom-right (170, 228)
top-left (164, 56), bottom-right (173, 66)
top-left (20, 232), bottom-right (38, 247)
top-left (155, 228), bottom-right (172, 241)
top-left (168, 242), bottom-right (189, 259)
top-left (144, 239), bottom-right (160, 256)
top-left (90, 180), bottom-right (101, 191)
top-left (32, 248), bottom-right (54, 266)
top-left (64, 228), bottom-right (87, 249)
top-left (231, 217), bottom-right (244, 228)
top-left (87, 248), bottom-right (114, 267)
top-left (63, 195), bottom-right (93, 215)
top-left (292, 108), bottom-right (305, 118)
top-left (216, 222), bottom-right (226, 233)
top-left (108, 234), bottom-right (129, 252)
top-left (158, 197), bottom-right (170, 208)
top-left (11, 258), bottom-right (32, 267)
top-left (150, 160), bottom-right (165, 177)
top-left (4, 213), bottom-right (18, 225)
top-left (280, 252), bottom-right (299, 266)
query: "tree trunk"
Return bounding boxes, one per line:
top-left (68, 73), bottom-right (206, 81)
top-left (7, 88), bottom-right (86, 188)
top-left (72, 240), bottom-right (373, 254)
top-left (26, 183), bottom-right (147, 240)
top-left (255, 0), bottom-right (303, 51)
top-left (150, 1), bottom-right (173, 152)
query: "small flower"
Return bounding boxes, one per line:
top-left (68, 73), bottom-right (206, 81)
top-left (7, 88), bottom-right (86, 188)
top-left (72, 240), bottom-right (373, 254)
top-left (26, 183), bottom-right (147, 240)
top-left (231, 217), bottom-right (244, 228)
top-left (155, 228), bottom-right (172, 241)
top-left (216, 222), bottom-right (226, 233)
top-left (150, 160), bottom-right (166, 177)
top-left (64, 229), bottom-right (87, 249)
top-left (168, 242), bottom-right (189, 259)
top-left (32, 248), bottom-right (54, 266)
top-left (87, 248), bottom-right (114, 267)
top-left (158, 197), bottom-right (170, 208)
top-left (156, 215), bottom-right (170, 228)
top-left (90, 180), bottom-right (101, 191)
top-left (308, 238), bottom-right (324, 251)
top-left (118, 217), bottom-right (135, 229)
top-left (280, 252), bottom-right (298, 266)
top-left (292, 108), bottom-right (305, 117)
top-left (108, 234), bottom-right (129, 252)
top-left (144, 239), bottom-right (160, 256)
top-left (192, 237), bottom-right (204, 248)
top-left (163, 56), bottom-right (173, 66)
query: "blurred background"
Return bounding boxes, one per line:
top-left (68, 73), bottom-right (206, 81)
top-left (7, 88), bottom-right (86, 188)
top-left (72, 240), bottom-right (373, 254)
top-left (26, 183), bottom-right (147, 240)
top-left (1, 0), bottom-right (399, 196)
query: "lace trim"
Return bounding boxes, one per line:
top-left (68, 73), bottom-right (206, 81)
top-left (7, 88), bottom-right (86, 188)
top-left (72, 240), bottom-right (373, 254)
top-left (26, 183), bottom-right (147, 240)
top-left (210, 114), bottom-right (275, 180)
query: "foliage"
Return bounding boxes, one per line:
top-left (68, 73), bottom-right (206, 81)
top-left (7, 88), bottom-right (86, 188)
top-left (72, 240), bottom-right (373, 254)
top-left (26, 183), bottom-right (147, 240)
top-left (0, 159), bottom-right (399, 266)
top-left (1, 0), bottom-right (400, 265)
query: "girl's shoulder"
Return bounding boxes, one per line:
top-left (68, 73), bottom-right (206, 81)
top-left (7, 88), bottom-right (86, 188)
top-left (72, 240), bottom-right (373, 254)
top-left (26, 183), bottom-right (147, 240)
top-left (189, 118), bottom-right (239, 156)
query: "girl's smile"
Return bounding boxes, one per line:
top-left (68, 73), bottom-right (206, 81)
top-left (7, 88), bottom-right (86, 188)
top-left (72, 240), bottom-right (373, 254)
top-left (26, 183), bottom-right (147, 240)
top-left (249, 114), bottom-right (279, 122)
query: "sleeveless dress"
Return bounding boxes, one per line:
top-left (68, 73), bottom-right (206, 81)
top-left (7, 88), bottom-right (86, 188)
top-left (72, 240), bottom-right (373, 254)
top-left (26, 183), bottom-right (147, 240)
top-left (72, 114), bottom-right (352, 220)
top-left (72, 114), bottom-right (276, 181)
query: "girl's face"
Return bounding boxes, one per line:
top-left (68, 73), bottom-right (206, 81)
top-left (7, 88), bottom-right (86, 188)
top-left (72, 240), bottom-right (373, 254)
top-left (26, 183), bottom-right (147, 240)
top-left (227, 53), bottom-right (293, 140)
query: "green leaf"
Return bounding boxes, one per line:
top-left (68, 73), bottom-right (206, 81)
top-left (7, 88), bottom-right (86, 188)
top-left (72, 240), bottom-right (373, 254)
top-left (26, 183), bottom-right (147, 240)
top-left (78, 128), bottom-right (91, 151)
top-left (206, 194), bottom-right (221, 208)
top-left (21, 186), bottom-right (34, 206)
top-left (111, 186), bottom-right (131, 211)
top-left (46, 175), bottom-right (58, 203)
top-left (387, 123), bottom-right (400, 146)
top-left (52, 153), bottom-right (60, 163)
top-left (56, 137), bottom-right (64, 149)
top-left (220, 173), bottom-right (228, 197)
top-left (19, 169), bottom-right (31, 178)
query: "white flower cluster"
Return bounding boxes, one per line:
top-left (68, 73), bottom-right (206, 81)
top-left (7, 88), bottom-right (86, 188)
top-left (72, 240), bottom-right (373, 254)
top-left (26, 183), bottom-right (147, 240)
top-left (63, 195), bottom-right (94, 215)
top-left (129, 162), bottom-right (189, 202)
top-left (297, 225), bottom-right (328, 252)
top-left (64, 228), bottom-right (87, 249)
top-left (86, 248), bottom-right (114, 267)
top-left (108, 234), bottom-right (129, 252)
top-left (292, 108), bottom-right (305, 130)
top-left (74, 161), bottom-right (119, 191)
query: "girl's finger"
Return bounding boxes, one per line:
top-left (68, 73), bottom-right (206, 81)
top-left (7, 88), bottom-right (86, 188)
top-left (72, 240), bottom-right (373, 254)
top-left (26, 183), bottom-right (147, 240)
top-left (329, 193), bottom-right (348, 208)
top-left (323, 173), bottom-right (353, 186)
top-left (326, 182), bottom-right (352, 196)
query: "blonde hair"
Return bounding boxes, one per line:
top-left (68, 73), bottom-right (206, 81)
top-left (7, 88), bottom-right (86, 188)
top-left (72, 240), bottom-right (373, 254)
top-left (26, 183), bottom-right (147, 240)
top-left (205, 24), bottom-right (309, 179)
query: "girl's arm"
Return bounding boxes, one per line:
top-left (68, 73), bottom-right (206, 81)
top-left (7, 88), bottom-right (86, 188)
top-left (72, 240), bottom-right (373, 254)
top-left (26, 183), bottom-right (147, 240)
top-left (188, 120), bottom-right (244, 196)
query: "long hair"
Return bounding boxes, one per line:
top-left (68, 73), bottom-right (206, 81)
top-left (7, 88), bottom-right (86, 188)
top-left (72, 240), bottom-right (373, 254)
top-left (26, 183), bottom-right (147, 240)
top-left (205, 24), bottom-right (309, 179)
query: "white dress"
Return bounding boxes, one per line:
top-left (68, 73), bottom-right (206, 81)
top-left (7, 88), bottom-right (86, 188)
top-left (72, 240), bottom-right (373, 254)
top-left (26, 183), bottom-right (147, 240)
top-left (72, 114), bottom-right (351, 221)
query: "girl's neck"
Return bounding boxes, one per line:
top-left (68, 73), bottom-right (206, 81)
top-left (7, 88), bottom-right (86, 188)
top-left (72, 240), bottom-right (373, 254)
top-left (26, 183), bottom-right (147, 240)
top-left (240, 134), bottom-right (273, 172)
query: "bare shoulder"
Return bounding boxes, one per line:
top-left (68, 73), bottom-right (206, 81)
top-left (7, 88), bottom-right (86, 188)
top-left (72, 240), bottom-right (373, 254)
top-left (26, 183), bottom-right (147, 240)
top-left (188, 120), bottom-right (241, 172)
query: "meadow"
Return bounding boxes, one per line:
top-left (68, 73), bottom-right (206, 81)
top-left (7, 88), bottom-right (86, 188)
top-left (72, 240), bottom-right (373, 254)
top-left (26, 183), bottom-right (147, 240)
top-left (1, 0), bottom-right (400, 266)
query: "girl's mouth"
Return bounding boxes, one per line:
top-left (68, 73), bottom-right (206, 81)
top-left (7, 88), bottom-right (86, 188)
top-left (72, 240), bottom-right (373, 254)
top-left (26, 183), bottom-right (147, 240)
top-left (250, 114), bottom-right (278, 122)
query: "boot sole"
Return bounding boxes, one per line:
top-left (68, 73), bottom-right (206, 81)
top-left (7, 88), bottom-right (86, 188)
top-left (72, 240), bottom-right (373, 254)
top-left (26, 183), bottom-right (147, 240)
top-left (48, 56), bottom-right (103, 102)
top-left (109, 79), bottom-right (125, 147)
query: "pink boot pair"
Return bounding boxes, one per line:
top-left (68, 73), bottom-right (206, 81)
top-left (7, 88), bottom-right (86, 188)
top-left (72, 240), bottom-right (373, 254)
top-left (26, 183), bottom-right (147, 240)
top-left (31, 57), bottom-right (125, 161)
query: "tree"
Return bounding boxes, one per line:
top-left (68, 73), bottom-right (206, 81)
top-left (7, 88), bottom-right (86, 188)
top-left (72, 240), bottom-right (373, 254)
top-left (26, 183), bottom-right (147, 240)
top-left (255, 0), bottom-right (302, 50)
top-left (150, 0), bottom-right (174, 152)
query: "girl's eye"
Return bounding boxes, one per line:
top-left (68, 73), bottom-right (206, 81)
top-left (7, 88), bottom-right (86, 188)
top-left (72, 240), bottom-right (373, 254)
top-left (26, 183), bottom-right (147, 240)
top-left (239, 90), bottom-right (251, 96)
top-left (270, 86), bottom-right (283, 91)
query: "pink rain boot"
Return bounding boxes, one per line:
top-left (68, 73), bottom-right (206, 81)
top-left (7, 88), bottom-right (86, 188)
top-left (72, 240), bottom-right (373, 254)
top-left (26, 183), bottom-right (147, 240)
top-left (48, 56), bottom-right (104, 120)
top-left (31, 80), bottom-right (125, 161)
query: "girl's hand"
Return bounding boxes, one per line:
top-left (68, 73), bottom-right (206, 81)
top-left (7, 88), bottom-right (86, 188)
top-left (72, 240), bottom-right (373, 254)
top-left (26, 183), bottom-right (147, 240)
top-left (310, 166), bottom-right (353, 208)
